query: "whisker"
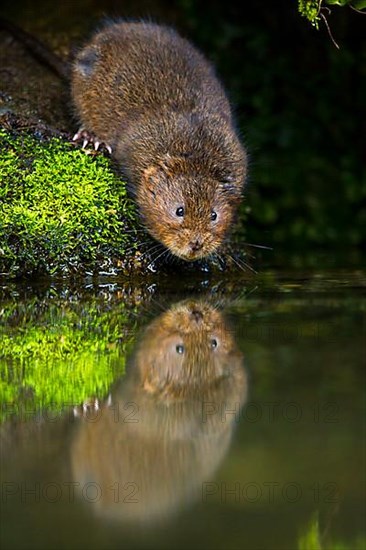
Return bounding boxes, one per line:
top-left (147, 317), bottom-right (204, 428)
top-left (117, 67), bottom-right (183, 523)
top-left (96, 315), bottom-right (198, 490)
top-left (240, 248), bottom-right (255, 260)
top-left (148, 294), bottom-right (167, 314)
top-left (212, 251), bottom-right (227, 271)
top-left (121, 228), bottom-right (150, 234)
top-left (122, 242), bottom-right (150, 255)
top-left (241, 242), bottom-right (273, 250)
top-left (139, 244), bottom-right (164, 263)
top-left (146, 248), bottom-right (169, 272)
top-left (150, 246), bottom-right (169, 266)
top-left (229, 253), bottom-right (257, 274)
top-left (120, 240), bottom-right (162, 264)
top-left (144, 242), bottom-right (163, 254)
top-left (120, 245), bottom-right (139, 256)
top-left (244, 285), bottom-right (258, 298)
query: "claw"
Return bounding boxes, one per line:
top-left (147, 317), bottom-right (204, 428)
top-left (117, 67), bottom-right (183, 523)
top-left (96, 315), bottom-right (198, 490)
top-left (73, 127), bottom-right (86, 142)
top-left (72, 127), bottom-right (112, 156)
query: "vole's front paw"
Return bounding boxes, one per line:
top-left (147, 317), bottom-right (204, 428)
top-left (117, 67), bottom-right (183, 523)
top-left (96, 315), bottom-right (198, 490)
top-left (73, 396), bottom-right (100, 418)
top-left (72, 127), bottom-right (112, 155)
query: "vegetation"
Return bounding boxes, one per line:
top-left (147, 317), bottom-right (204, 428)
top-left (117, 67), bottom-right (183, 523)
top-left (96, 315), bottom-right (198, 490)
top-left (298, 514), bottom-right (366, 549)
top-left (1, 0), bottom-right (365, 266)
top-left (176, 0), bottom-right (365, 250)
top-left (0, 129), bottom-right (140, 277)
top-left (0, 294), bottom-right (138, 421)
top-left (298, 0), bottom-right (366, 29)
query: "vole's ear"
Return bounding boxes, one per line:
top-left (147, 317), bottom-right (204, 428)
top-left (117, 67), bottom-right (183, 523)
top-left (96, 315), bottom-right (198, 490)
top-left (74, 46), bottom-right (100, 78)
top-left (220, 181), bottom-right (242, 202)
top-left (142, 165), bottom-right (161, 197)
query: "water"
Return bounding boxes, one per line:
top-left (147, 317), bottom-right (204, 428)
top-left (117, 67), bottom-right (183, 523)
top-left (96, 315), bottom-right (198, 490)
top-left (1, 268), bottom-right (365, 550)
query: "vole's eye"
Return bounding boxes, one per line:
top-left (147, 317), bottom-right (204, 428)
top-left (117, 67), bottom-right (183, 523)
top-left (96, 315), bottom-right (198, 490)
top-left (176, 207), bottom-right (185, 217)
top-left (211, 210), bottom-right (217, 221)
top-left (210, 338), bottom-right (218, 349)
top-left (176, 344), bottom-right (185, 354)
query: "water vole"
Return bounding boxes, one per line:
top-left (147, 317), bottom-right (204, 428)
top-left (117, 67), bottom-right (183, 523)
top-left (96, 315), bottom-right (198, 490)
top-left (0, 18), bottom-right (248, 260)
top-left (72, 21), bottom-right (248, 260)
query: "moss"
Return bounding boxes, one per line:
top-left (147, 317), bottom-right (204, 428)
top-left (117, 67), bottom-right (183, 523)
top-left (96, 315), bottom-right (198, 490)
top-left (0, 128), bottom-right (141, 277)
top-left (298, 0), bottom-right (365, 28)
top-left (298, 515), bottom-right (322, 550)
top-left (0, 296), bottom-right (138, 421)
top-left (0, 127), bottom-right (253, 277)
top-left (298, 0), bottom-right (322, 28)
top-left (298, 514), bottom-right (366, 549)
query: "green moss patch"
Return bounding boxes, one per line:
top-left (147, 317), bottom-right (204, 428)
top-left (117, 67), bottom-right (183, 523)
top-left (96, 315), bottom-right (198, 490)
top-left (298, 514), bottom-right (366, 549)
top-left (0, 296), bottom-right (137, 421)
top-left (0, 129), bottom-right (140, 276)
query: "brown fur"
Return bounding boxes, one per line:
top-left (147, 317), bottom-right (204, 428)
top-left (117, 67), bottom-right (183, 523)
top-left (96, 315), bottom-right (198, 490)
top-left (71, 21), bottom-right (247, 260)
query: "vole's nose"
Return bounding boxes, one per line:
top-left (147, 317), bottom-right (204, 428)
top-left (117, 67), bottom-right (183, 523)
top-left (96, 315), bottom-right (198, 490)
top-left (189, 239), bottom-right (203, 252)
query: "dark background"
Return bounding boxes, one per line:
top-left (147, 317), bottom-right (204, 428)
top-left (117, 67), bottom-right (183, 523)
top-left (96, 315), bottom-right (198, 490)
top-left (1, 0), bottom-right (365, 255)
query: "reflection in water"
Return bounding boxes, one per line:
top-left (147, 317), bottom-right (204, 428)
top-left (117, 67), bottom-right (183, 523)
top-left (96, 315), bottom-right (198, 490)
top-left (71, 299), bottom-right (247, 522)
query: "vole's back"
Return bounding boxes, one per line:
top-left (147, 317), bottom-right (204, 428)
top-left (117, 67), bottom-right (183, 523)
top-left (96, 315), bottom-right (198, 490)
top-left (72, 22), bottom-right (232, 150)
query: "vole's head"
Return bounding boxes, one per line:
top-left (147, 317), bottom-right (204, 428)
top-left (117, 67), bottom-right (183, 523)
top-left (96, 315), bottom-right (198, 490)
top-left (137, 157), bottom-right (243, 260)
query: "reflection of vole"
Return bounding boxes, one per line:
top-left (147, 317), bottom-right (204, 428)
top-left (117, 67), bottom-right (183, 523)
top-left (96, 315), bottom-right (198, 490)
top-left (71, 300), bottom-right (247, 522)
top-left (135, 299), bottom-right (243, 400)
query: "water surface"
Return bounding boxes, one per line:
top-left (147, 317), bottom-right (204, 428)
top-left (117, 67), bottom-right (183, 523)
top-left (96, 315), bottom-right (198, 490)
top-left (1, 269), bottom-right (365, 550)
